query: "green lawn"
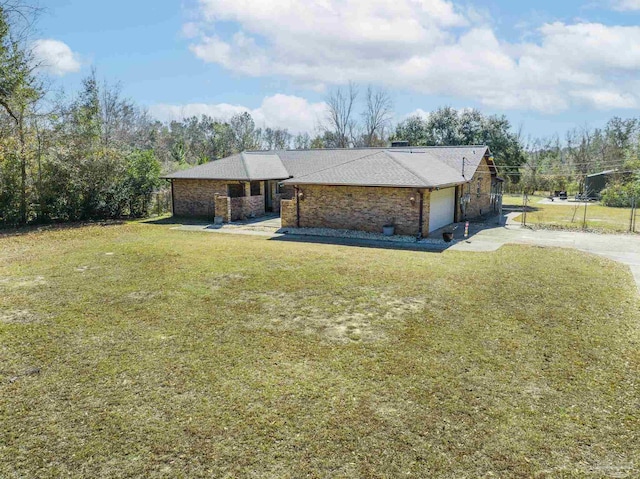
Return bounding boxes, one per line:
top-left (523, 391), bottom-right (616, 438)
top-left (504, 195), bottom-right (637, 233)
top-left (1, 222), bottom-right (639, 478)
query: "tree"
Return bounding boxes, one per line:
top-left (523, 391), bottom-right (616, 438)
top-left (293, 132), bottom-right (311, 150)
top-left (324, 82), bottom-right (358, 148)
top-left (126, 150), bottom-right (161, 216)
top-left (262, 127), bottom-right (291, 150)
top-left (230, 112), bottom-right (260, 151)
top-left (0, 3), bottom-right (43, 224)
top-left (361, 86), bottom-right (393, 147)
top-left (392, 107), bottom-right (526, 169)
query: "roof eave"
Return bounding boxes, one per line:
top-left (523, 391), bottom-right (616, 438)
top-left (282, 180), bottom-right (468, 189)
top-left (162, 176), bottom-right (290, 181)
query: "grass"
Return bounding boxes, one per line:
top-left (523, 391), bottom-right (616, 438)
top-left (1, 221), bottom-right (639, 478)
top-left (504, 195), bottom-right (638, 233)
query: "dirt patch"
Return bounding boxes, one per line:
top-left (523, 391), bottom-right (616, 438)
top-left (126, 291), bottom-right (161, 301)
top-left (209, 273), bottom-right (248, 291)
top-left (0, 310), bottom-right (43, 324)
top-left (242, 290), bottom-right (426, 343)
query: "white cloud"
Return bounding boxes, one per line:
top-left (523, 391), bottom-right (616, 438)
top-left (149, 94), bottom-right (327, 133)
top-left (32, 39), bottom-right (81, 76)
top-left (611, 0), bottom-right (640, 11)
top-left (187, 0), bottom-right (640, 113)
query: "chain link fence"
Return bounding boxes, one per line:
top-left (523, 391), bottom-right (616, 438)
top-left (502, 192), bottom-right (638, 234)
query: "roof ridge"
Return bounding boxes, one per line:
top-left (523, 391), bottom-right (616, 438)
top-left (287, 149), bottom-right (389, 182)
top-left (242, 145), bottom-right (489, 153)
top-left (239, 152), bottom-right (251, 179)
top-left (382, 150), bottom-right (434, 187)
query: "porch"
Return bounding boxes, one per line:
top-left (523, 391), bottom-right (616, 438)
top-left (214, 180), bottom-right (283, 223)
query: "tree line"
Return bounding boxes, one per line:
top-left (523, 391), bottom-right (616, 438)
top-left (516, 118), bottom-right (640, 206)
top-left (2, 1), bottom-right (638, 227)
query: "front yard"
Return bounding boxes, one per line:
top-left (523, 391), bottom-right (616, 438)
top-left (1, 222), bottom-right (638, 478)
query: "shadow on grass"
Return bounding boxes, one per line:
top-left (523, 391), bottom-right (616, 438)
top-left (268, 234), bottom-right (446, 253)
top-left (0, 220), bottom-right (126, 238)
top-left (502, 205), bottom-right (542, 213)
top-left (270, 216), bottom-right (509, 252)
top-left (140, 216), bottom-right (209, 226)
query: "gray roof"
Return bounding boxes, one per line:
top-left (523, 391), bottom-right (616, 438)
top-left (164, 152), bottom-right (289, 181)
top-left (163, 146), bottom-right (492, 188)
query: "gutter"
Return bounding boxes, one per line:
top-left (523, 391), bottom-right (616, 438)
top-left (170, 179), bottom-right (175, 216)
top-left (294, 186), bottom-right (300, 228)
top-left (417, 190), bottom-right (424, 240)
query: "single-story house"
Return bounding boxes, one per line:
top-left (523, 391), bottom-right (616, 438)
top-left (162, 146), bottom-right (502, 237)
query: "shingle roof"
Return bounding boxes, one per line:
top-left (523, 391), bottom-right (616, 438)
top-left (163, 146), bottom-right (492, 188)
top-left (163, 152), bottom-right (289, 181)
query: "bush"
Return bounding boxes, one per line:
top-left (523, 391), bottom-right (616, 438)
top-left (600, 181), bottom-right (640, 208)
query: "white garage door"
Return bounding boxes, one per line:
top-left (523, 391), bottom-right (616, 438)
top-left (429, 187), bottom-right (456, 233)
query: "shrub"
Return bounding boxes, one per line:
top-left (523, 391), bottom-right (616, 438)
top-left (600, 181), bottom-right (640, 207)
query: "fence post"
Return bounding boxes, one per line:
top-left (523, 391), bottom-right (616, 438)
top-left (582, 193), bottom-right (588, 230)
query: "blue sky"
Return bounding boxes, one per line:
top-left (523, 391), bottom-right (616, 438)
top-left (34, 0), bottom-right (640, 138)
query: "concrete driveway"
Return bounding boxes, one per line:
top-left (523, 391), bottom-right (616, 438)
top-left (451, 225), bottom-right (640, 292)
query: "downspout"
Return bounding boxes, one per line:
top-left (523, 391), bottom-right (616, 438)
top-left (417, 190), bottom-right (424, 240)
top-left (170, 179), bottom-right (175, 216)
top-left (294, 186), bottom-right (300, 228)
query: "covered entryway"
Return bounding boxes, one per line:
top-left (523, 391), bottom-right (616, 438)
top-left (429, 187), bottom-right (456, 233)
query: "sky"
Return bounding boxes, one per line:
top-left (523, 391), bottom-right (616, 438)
top-left (31, 0), bottom-right (640, 139)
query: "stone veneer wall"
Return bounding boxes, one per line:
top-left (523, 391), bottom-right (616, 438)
top-left (284, 185), bottom-right (426, 236)
top-left (173, 179), bottom-right (229, 217)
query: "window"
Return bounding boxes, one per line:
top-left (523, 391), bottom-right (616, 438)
top-left (250, 181), bottom-right (261, 196)
top-left (275, 182), bottom-right (282, 194)
top-left (227, 184), bottom-right (245, 198)
top-left (477, 177), bottom-right (482, 196)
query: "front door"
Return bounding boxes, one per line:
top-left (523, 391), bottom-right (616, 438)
top-left (265, 181), bottom-right (273, 212)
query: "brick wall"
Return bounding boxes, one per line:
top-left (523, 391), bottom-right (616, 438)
top-left (279, 185), bottom-right (295, 200)
top-left (421, 190), bottom-right (431, 236)
top-left (230, 196), bottom-right (265, 221)
top-left (281, 199), bottom-right (297, 228)
top-left (285, 185), bottom-right (426, 236)
top-left (173, 179), bottom-right (229, 217)
top-left (272, 193), bottom-right (282, 214)
top-left (457, 156), bottom-right (494, 219)
top-left (214, 195), bottom-right (231, 222)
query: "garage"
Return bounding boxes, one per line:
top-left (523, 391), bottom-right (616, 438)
top-left (429, 187), bottom-right (456, 233)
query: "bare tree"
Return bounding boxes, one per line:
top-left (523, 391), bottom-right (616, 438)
top-left (324, 82), bottom-right (358, 148)
top-left (566, 126), bottom-right (593, 192)
top-left (361, 86), bottom-right (393, 147)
